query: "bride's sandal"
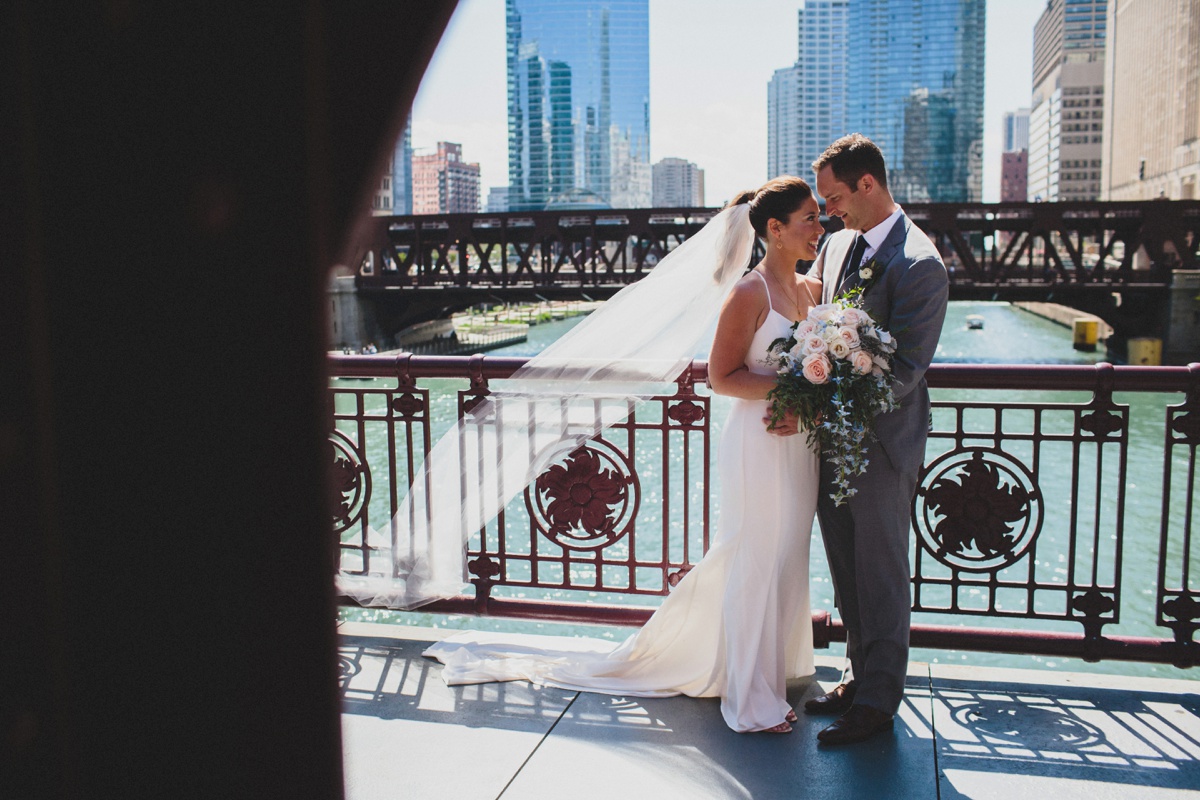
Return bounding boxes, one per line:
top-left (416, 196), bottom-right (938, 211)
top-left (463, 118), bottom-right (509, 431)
top-left (759, 720), bottom-right (792, 734)
top-left (785, 709), bottom-right (798, 724)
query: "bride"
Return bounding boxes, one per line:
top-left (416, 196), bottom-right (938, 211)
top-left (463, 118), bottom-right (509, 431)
top-left (422, 177), bottom-right (826, 734)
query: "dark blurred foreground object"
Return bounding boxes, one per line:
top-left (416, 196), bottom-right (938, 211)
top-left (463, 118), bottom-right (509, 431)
top-left (2, 3), bottom-right (457, 798)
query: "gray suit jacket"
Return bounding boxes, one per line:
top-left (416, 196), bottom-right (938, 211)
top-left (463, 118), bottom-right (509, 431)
top-left (808, 214), bottom-right (949, 475)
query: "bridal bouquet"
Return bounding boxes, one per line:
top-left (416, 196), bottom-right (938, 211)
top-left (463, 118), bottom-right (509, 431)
top-left (765, 289), bottom-right (899, 506)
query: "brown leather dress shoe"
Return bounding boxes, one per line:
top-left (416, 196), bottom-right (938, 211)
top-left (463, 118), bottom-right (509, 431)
top-left (803, 681), bottom-right (857, 715)
top-left (816, 704), bottom-right (895, 745)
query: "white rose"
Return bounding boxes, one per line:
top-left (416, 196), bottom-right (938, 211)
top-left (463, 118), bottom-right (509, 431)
top-left (828, 338), bottom-right (851, 359)
top-left (810, 303), bottom-right (838, 322)
top-left (860, 266), bottom-right (874, 281)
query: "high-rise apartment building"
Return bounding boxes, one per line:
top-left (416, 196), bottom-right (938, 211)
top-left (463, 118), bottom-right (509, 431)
top-left (506, 0), bottom-right (650, 211)
top-left (1001, 150), bottom-right (1029, 202)
top-left (1027, 0), bottom-right (1106, 202)
top-left (412, 142), bottom-right (481, 215)
top-left (372, 162), bottom-right (396, 216)
top-left (1003, 108), bottom-right (1031, 153)
top-left (767, 0), bottom-right (984, 203)
top-left (372, 121), bottom-right (414, 216)
top-left (1000, 108), bottom-right (1030, 202)
top-left (652, 157), bottom-right (705, 207)
top-left (768, 0), bottom-right (849, 183)
top-left (486, 186), bottom-right (511, 213)
top-left (1101, 0), bottom-right (1200, 200)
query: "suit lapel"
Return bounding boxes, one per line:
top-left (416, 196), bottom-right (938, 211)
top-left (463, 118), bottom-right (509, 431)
top-left (871, 214), bottom-right (908, 271)
top-left (840, 213), bottom-right (910, 296)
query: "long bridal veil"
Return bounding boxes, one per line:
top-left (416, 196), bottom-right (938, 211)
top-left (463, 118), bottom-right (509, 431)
top-left (337, 203), bottom-right (756, 609)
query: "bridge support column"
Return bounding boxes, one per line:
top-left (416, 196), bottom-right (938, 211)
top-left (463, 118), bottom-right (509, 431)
top-left (1167, 270), bottom-right (1200, 364)
top-left (328, 274), bottom-right (375, 352)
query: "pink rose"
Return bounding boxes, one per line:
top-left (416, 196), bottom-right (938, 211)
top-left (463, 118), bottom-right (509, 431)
top-left (802, 354), bottom-right (831, 385)
top-left (794, 319), bottom-right (817, 338)
top-left (851, 350), bottom-right (874, 375)
top-left (841, 307), bottom-right (866, 326)
top-left (838, 325), bottom-right (861, 348)
top-left (801, 334), bottom-right (828, 356)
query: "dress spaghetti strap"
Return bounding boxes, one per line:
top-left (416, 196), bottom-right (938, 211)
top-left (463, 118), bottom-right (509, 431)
top-left (751, 270), bottom-right (775, 315)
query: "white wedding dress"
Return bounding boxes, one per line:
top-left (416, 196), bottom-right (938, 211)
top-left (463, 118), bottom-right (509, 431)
top-left (425, 273), bottom-right (819, 732)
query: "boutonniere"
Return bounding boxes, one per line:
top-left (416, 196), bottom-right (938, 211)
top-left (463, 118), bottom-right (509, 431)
top-left (858, 257), bottom-right (883, 290)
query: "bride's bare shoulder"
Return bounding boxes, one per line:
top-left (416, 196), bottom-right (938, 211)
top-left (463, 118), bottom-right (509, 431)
top-left (729, 269), bottom-right (766, 297)
top-left (720, 270), bottom-right (768, 316)
top-left (797, 273), bottom-right (823, 308)
top-left (798, 273), bottom-right (823, 292)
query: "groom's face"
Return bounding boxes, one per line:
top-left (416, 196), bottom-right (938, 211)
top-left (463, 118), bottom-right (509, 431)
top-left (816, 166), bottom-right (867, 232)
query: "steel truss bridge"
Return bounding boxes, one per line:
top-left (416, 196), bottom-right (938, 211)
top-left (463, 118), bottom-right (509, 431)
top-left (353, 201), bottom-right (1200, 345)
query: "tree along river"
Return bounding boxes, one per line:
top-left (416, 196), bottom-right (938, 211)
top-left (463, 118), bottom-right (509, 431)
top-left (338, 301), bottom-right (1195, 681)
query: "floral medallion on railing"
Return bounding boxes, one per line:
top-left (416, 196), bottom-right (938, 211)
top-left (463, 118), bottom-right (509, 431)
top-left (528, 439), bottom-right (639, 551)
top-left (914, 448), bottom-right (1042, 572)
top-left (329, 429), bottom-right (370, 535)
top-left (1170, 409), bottom-right (1200, 444)
top-left (1078, 408), bottom-right (1124, 439)
top-left (391, 392), bottom-right (426, 420)
top-left (1163, 592), bottom-right (1200, 629)
top-left (667, 400), bottom-right (706, 428)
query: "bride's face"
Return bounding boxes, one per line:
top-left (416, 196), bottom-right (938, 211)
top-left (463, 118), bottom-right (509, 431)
top-left (773, 197), bottom-right (824, 261)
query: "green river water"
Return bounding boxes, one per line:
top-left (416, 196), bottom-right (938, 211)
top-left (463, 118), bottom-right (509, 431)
top-left (337, 301), bottom-right (1197, 682)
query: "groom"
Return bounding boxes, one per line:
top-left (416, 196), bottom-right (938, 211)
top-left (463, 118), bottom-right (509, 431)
top-left (774, 133), bottom-right (948, 744)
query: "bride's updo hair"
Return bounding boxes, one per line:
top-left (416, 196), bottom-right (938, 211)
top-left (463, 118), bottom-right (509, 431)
top-left (726, 176), bottom-right (814, 239)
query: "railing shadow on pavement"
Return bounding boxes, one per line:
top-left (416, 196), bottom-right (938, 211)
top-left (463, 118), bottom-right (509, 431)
top-left (923, 674), bottom-right (1200, 798)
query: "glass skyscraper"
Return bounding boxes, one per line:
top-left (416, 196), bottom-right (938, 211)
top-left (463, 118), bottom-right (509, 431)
top-left (506, 0), bottom-right (650, 210)
top-left (768, 0), bottom-right (985, 203)
top-left (769, 0), bottom-right (850, 184)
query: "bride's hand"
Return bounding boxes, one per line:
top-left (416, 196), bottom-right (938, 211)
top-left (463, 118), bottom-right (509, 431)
top-left (765, 409), bottom-right (800, 436)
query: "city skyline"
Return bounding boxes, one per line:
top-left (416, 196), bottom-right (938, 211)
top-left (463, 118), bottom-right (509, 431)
top-left (410, 0), bottom-right (1048, 206)
top-left (505, 0), bottom-right (651, 210)
top-left (769, 0), bottom-right (985, 204)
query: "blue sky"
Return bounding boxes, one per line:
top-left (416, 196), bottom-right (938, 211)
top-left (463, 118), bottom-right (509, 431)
top-left (410, 0), bottom-right (1047, 205)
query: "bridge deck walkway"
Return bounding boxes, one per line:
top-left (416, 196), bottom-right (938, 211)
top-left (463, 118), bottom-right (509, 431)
top-left (339, 623), bottom-right (1200, 800)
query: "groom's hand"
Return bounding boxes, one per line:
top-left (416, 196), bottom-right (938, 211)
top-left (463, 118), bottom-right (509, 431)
top-left (766, 409), bottom-right (800, 436)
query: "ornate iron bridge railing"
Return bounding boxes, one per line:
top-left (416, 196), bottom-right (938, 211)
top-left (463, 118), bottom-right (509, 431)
top-left (355, 202), bottom-right (1200, 297)
top-left (329, 355), bottom-right (1200, 668)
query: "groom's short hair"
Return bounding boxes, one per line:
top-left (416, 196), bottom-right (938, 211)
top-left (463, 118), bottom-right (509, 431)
top-left (812, 133), bottom-right (889, 192)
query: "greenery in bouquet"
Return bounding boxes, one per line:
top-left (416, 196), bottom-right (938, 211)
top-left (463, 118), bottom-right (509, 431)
top-left (765, 289), bottom-right (899, 505)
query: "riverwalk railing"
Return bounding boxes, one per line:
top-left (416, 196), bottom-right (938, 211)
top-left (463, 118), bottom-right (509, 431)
top-left (329, 355), bottom-right (1200, 668)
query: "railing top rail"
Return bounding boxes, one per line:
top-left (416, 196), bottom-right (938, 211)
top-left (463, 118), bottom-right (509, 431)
top-left (372, 199), bottom-right (1200, 223)
top-left (329, 355), bottom-right (1200, 393)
